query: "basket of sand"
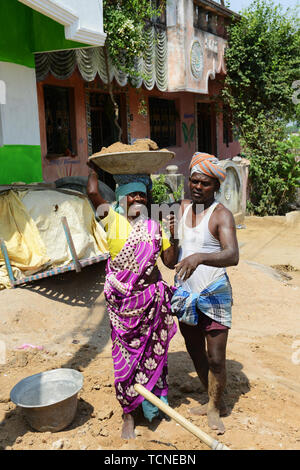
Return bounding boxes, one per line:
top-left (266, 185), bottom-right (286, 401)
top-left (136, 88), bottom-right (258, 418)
top-left (88, 139), bottom-right (175, 175)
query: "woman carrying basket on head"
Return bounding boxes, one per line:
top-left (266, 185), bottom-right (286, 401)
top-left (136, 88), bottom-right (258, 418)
top-left (87, 162), bottom-right (178, 439)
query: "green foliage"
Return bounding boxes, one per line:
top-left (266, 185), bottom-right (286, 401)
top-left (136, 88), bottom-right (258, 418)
top-left (224, 0), bottom-right (300, 125)
top-left (246, 134), bottom-right (300, 216)
top-left (103, 0), bottom-right (165, 78)
top-left (224, 0), bottom-right (300, 215)
top-left (151, 175), bottom-right (183, 203)
top-left (172, 183), bottom-right (184, 202)
top-left (286, 122), bottom-right (300, 135)
top-left (151, 175), bottom-right (169, 204)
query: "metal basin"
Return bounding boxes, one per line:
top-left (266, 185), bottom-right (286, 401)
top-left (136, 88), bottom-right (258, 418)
top-left (10, 368), bottom-right (83, 432)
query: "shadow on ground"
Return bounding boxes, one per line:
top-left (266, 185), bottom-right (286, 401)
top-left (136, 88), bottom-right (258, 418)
top-left (0, 263), bottom-right (111, 449)
top-left (168, 351), bottom-right (250, 412)
top-left (167, 351), bottom-right (250, 414)
top-left (134, 351), bottom-right (250, 442)
top-left (20, 263), bottom-right (107, 308)
top-left (21, 262), bottom-right (112, 371)
top-left (1, 263), bottom-right (249, 448)
top-left (0, 350), bottom-right (250, 449)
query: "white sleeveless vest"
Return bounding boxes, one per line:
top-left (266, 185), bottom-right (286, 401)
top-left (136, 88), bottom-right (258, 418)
top-left (176, 201), bottom-right (226, 293)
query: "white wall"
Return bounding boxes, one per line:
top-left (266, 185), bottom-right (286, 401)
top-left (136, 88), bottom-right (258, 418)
top-left (18, 0), bottom-right (106, 46)
top-left (0, 80), bottom-right (5, 147)
top-left (0, 62), bottom-right (40, 146)
top-left (62, 0), bottom-right (104, 31)
top-left (166, 0), bottom-right (177, 27)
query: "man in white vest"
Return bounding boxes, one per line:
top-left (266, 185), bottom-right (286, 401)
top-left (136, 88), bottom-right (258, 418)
top-left (171, 152), bottom-right (239, 435)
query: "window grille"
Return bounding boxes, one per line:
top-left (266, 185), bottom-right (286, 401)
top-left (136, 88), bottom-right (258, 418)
top-left (149, 98), bottom-right (177, 148)
top-left (44, 85), bottom-right (76, 157)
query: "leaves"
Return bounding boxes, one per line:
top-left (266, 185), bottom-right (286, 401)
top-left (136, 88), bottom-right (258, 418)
top-left (247, 134), bottom-right (300, 216)
top-left (223, 0), bottom-right (300, 215)
top-left (224, 0), bottom-right (300, 124)
top-left (103, 0), bottom-right (166, 78)
top-left (151, 174), bottom-right (183, 203)
top-left (151, 174), bottom-right (169, 204)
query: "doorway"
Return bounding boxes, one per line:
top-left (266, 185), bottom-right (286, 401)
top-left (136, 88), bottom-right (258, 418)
top-left (197, 103), bottom-right (216, 155)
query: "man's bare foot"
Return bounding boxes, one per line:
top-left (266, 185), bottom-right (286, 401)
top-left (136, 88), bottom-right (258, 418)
top-left (121, 413), bottom-right (136, 440)
top-left (188, 401), bottom-right (227, 417)
top-left (207, 408), bottom-right (225, 435)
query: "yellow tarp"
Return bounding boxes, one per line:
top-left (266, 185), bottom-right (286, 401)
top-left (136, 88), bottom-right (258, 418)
top-left (0, 190), bottom-right (108, 289)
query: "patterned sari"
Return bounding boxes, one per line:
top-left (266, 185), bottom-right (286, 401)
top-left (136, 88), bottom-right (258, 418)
top-left (104, 217), bottom-right (177, 414)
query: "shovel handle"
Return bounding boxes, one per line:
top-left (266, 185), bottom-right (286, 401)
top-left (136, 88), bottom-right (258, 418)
top-left (134, 384), bottom-right (230, 450)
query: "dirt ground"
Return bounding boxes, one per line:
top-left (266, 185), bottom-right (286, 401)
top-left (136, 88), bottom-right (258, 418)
top-left (0, 214), bottom-right (299, 451)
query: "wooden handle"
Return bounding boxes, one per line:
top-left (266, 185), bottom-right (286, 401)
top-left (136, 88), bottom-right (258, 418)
top-left (134, 384), bottom-right (230, 450)
top-left (61, 217), bottom-right (82, 273)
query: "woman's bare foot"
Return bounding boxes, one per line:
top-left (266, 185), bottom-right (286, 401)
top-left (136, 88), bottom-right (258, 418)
top-left (121, 413), bottom-right (136, 440)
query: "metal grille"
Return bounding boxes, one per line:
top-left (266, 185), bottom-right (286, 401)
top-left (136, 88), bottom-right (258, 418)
top-left (149, 98), bottom-right (177, 148)
top-left (44, 86), bottom-right (74, 156)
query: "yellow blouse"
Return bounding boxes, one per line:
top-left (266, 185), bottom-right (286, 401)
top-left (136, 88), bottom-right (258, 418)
top-left (101, 208), bottom-right (171, 260)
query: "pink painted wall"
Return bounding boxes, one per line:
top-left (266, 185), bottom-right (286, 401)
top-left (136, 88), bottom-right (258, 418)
top-left (37, 71), bottom-right (89, 183)
top-left (127, 84), bottom-right (241, 196)
top-left (36, 72), bottom-right (240, 198)
top-left (34, 0), bottom-right (241, 194)
top-left (167, 0), bottom-right (227, 95)
top-left (208, 77), bottom-right (241, 160)
top-left (128, 87), bottom-right (196, 191)
top-left (217, 112), bottom-right (241, 159)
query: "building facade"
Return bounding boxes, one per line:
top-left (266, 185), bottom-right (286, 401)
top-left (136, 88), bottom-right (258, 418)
top-left (1, 0), bottom-right (241, 188)
top-left (0, 0), bottom-right (105, 184)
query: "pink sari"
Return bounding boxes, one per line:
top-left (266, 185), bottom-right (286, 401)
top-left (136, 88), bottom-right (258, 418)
top-left (104, 217), bottom-right (177, 414)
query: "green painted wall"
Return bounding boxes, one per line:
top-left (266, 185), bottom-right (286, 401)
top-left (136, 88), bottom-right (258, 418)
top-left (0, 0), bottom-right (88, 67)
top-left (0, 0), bottom-right (90, 185)
top-left (0, 146), bottom-right (43, 184)
top-left (0, 0), bottom-right (35, 67)
top-left (31, 10), bottom-right (88, 53)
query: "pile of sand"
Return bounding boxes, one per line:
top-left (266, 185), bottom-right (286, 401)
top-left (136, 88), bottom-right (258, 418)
top-left (94, 139), bottom-right (169, 156)
top-left (1, 216), bottom-right (300, 450)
